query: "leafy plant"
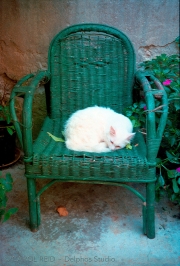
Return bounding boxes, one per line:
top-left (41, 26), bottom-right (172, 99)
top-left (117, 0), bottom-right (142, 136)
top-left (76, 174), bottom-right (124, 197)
top-left (125, 49), bottom-right (180, 204)
top-left (0, 84), bottom-right (15, 135)
top-left (125, 101), bottom-right (146, 128)
top-left (0, 171), bottom-right (18, 222)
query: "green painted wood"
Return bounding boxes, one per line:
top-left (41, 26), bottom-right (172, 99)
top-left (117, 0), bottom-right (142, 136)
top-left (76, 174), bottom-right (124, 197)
top-left (146, 182), bottom-right (155, 239)
top-left (142, 204), bottom-right (147, 235)
top-left (135, 71), bottom-right (168, 165)
top-left (27, 178), bottom-right (38, 231)
top-left (10, 24), bottom-right (168, 238)
top-left (48, 24), bottom-right (135, 121)
top-left (36, 196), bottom-right (41, 228)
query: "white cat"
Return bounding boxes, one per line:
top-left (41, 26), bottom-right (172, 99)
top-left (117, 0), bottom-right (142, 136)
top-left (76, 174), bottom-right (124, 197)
top-left (64, 106), bottom-right (135, 153)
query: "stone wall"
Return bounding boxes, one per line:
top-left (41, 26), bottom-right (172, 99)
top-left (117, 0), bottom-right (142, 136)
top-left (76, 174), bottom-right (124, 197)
top-left (0, 0), bottom-right (179, 81)
top-left (0, 0), bottom-right (179, 137)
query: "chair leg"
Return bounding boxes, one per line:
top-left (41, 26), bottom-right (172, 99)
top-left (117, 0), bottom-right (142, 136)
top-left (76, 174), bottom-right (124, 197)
top-left (142, 202), bottom-right (147, 235)
top-left (146, 182), bottom-right (155, 239)
top-left (27, 178), bottom-right (39, 231)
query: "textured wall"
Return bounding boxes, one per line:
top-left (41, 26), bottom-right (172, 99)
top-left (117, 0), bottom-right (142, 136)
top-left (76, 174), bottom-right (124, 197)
top-left (0, 0), bottom-right (179, 81)
top-left (0, 0), bottom-right (179, 137)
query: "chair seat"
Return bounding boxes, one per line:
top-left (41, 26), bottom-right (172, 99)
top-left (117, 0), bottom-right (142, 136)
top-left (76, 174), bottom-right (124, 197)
top-left (25, 117), bottom-right (154, 182)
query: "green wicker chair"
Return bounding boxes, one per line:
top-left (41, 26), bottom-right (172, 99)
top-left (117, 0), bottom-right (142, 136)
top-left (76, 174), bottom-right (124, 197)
top-left (10, 24), bottom-right (168, 239)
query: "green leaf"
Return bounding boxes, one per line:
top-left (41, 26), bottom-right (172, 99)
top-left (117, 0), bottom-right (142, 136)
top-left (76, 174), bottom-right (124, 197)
top-left (172, 179), bottom-right (180, 193)
top-left (2, 207), bottom-right (18, 222)
top-left (166, 151), bottom-right (179, 164)
top-left (0, 178), bottom-right (12, 192)
top-left (0, 186), bottom-right (6, 200)
top-left (131, 119), bottom-right (141, 127)
top-left (171, 193), bottom-right (177, 202)
top-left (170, 136), bottom-right (176, 147)
top-left (167, 170), bottom-right (176, 178)
top-left (2, 173), bottom-right (13, 192)
top-left (2, 212), bottom-right (11, 222)
top-left (167, 170), bottom-right (180, 179)
top-left (126, 144), bottom-right (132, 150)
top-left (5, 173), bottom-right (13, 183)
top-left (133, 103), bottom-right (138, 108)
top-left (163, 69), bottom-right (170, 74)
top-left (156, 158), bottom-right (162, 165)
top-left (158, 174), bottom-right (165, 186)
top-left (7, 127), bottom-right (14, 135)
top-left (125, 110), bottom-right (133, 117)
top-left (0, 196), bottom-right (7, 207)
top-left (174, 100), bottom-right (180, 111)
top-left (47, 132), bottom-right (65, 142)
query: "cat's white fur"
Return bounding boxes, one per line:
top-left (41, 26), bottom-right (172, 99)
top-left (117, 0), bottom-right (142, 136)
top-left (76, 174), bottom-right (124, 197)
top-left (64, 106), bottom-right (135, 153)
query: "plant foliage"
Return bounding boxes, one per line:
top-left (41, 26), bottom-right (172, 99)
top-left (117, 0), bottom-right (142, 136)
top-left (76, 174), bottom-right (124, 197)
top-left (125, 51), bottom-right (180, 204)
top-left (0, 171), bottom-right (18, 222)
top-left (0, 85), bottom-right (15, 135)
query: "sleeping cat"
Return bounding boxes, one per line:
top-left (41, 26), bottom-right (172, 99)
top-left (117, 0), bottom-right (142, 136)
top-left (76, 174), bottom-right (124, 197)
top-left (64, 106), bottom-right (135, 153)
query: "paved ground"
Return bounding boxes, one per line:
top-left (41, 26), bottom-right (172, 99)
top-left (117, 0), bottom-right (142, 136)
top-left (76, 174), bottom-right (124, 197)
top-left (0, 159), bottom-right (180, 266)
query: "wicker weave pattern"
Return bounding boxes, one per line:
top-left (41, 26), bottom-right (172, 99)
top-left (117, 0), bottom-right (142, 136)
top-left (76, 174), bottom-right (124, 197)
top-left (49, 24), bottom-right (135, 125)
top-left (25, 117), bottom-right (152, 181)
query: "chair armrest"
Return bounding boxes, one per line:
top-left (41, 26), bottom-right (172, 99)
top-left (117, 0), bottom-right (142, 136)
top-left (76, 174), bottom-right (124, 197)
top-left (10, 71), bottom-right (51, 158)
top-left (10, 73), bottom-right (35, 147)
top-left (135, 70), bottom-right (168, 164)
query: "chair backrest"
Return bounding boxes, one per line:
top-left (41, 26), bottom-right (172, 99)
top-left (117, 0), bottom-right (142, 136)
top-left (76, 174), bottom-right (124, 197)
top-left (48, 24), bottom-right (135, 126)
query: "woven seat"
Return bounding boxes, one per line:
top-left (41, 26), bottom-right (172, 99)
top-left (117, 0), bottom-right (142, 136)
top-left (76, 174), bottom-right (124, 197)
top-left (10, 24), bottom-right (168, 239)
top-left (28, 118), bottom-right (150, 182)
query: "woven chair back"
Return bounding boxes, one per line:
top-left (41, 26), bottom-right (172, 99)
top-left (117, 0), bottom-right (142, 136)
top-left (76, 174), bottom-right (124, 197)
top-left (48, 24), bottom-right (135, 126)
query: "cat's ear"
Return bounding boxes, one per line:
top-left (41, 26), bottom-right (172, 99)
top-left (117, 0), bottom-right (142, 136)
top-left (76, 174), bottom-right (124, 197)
top-left (110, 126), bottom-right (116, 136)
top-left (126, 133), bottom-right (135, 141)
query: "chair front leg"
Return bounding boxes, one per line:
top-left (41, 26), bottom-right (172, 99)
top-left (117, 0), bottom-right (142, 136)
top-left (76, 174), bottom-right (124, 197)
top-left (27, 178), bottom-right (39, 231)
top-left (142, 202), bottom-right (147, 235)
top-left (146, 182), bottom-right (155, 239)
